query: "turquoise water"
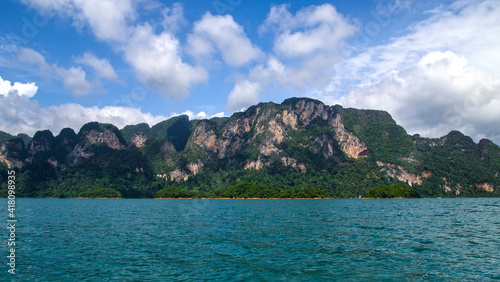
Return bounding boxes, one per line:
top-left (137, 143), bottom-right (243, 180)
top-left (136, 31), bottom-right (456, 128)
top-left (1, 198), bottom-right (499, 281)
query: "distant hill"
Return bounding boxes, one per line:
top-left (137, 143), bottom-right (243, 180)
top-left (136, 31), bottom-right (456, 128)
top-left (0, 131), bottom-right (31, 146)
top-left (1, 98), bottom-right (499, 198)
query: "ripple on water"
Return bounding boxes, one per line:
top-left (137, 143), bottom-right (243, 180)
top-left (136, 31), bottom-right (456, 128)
top-left (1, 198), bottom-right (499, 281)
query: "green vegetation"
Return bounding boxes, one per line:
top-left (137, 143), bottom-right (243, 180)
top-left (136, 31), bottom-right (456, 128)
top-left (341, 108), bottom-right (417, 166)
top-left (0, 131), bottom-right (14, 142)
top-left (81, 188), bottom-right (121, 198)
top-left (414, 131), bottom-right (500, 197)
top-left (0, 132), bottom-right (31, 148)
top-left (216, 182), bottom-right (328, 199)
top-left (155, 182), bottom-right (328, 199)
top-left (121, 123), bottom-right (150, 143)
top-left (166, 117), bottom-right (192, 151)
top-left (364, 184), bottom-right (421, 198)
top-left (1, 98), bottom-right (499, 199)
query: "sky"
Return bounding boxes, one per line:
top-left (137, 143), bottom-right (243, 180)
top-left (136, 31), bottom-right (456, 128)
top-left (1, 0), bottom-right (499, 144)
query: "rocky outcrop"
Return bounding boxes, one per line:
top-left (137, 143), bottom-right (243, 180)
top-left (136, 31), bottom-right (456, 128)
top-left (281, 156), bottom-right (307, 173)
top-left (27, 130), bottom-right (54, 159)
top-left (129, 133), bottom-right (148, 148)
top-left (169, 169), bottom-right (189, 182)
top-left (376, 161), bottom-right (423, 186)
top-left (84, 129), bottom-right (126, 150)
top-left (245, 157), bottom-right (265, 170)
top-left (69, 124), bottom-right (126, 164)
top-left (187, 160), bottom-right (203, 175)
top-left (330, 114), bottom-right (370, 159)
top-left (476, 183), bottom-right (494, 192)
top-left (0, 139), bottom-right (26, 169)
top-left (188, 98), bottom-right (370, 178)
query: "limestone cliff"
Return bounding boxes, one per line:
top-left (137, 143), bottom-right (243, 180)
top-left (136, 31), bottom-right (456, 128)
top-left (2, 97), bottom-right (499, 198)
top-left (187, 98), bottom-right (368, 181)
top-left (129, 133), bottom-right (148, 148)
top-left (0, 138), bottom-right (26, 169)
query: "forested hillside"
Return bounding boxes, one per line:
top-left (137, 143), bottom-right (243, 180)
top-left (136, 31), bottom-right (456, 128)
top-left (1, 98), bottom-right (499, 198)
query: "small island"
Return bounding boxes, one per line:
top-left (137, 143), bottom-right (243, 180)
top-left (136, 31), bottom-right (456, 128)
top-left (364, 184), bottom-right (421, 199)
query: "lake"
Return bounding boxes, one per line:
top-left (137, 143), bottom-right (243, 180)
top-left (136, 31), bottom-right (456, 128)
top-left (1, 198), bottom-right (499, 280)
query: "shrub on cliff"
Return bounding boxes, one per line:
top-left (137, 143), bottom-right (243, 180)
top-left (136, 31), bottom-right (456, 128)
top-left (365, 184), bottom-right (420, 198)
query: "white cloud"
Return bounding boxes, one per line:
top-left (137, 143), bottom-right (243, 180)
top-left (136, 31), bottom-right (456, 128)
top-left (226, 80), bottom-right (261, 111)
top-left (338, 0), bottom-right (500, 85)
top-left (21, 0), bottom-right (135, 42)
top-left (188, 13), bottom-right (262, 66)
top-left (222, 3), bottom-right (356, 110)
top-left (16, 47), bottom-right (52, 75)
top-left (262, 4), bottom-right (357, 58)
top-left (55, 66), bottom-right (93, 97)
top-left (19, 1), bottom-right (205, 100)
top-left (0, 92), bottom-right (226, 137)
top-left (251, 4), bottom-right (356, 89)
top-left (18, 48), bottom-right (94, 96)
top-left (0, 92), bottom-right (167, 136)
top-left (123, 23), bottom-right (207, 99)
top-left (169, 110), bottom-right (227, 121)
top-left (0, 76), bottom-right (38, 98)
top-left (338, 51), bottom-right (500, 144)
top-left (161, 2), bottom-right (186, 33)
top-left (323, 0), bottom-right (500, 144)
top-left (74, 52), bottom-right (118, 81)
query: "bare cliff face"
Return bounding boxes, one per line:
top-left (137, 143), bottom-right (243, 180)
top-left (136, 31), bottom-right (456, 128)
top-left (129, 133), bottom-right (148, 148)
top-left (0, 139), bottom-right (26, 169)
top-left (68, 125), bottom-right (127, 164)
top-left (185, 98), bottom-right (369, 181)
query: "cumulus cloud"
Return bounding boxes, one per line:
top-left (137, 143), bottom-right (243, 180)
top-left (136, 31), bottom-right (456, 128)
top-left (262, 4), bottom-right (356, 58)
top-left (169, 110), bottom-right (226, 121)
top-left (337, 0), bottom-right (500, 85)
top-left (123, 23), bottom-right (207, 99)
top-left (55, 66), bottom-right (93, 97)
top-left (19, 1), bottom-right (206, 99)
top-left (21, 0), bottom-right (135, 42)
top-left (322, 0), bottom-right (500, 144)
top-left (224, 4), bottom-right (356, 111)
top-left (18, 48), bottom-right (94, 96)
top-left (74, 52), bottom-right (118, 81)
top-left (338, 51), bottom-right (500, 144)
top-left (161, 2), bottom-right (186, 33)
top-left (255, 4), bottom-right (355, 88)
top-left (0, 76), bottom-right (38, 98)
top-left (226, 80), bottom-right (261, 111)
top-left (188, 13), bottom-right (262, 67)
top-left (0, 92), bottom-right (223, 137)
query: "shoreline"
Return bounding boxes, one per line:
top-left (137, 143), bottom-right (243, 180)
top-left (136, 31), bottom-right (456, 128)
top-left (2, 197), bottom-right (498, 199)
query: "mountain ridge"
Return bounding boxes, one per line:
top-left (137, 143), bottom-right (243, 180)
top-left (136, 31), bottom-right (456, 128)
top-left (1, 98), bottom-right (499, 198)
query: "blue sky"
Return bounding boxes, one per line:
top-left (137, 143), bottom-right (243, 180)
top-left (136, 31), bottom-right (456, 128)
top-left (1, 0), bottom-right (500, 144)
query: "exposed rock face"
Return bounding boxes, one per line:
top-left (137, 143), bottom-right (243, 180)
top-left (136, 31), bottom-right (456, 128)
top-left (187, 160), bottom-right (203, 175)
top-left (245, 157), bottom-right (265, 170)
top-left (476, 183), bottom-right (494, 192)
top-left (422, 171), bottom-right (432, 179)
top-left (189, 99), bottom-right (368, 178)
top-left (129, 133), bottom-right (148, 148)
top-left (169, 169), bottom-right (189, 182)
top-left (376, 161), bottom-right (423, 186)
top-left (0, 139), bottom-right (25, 169)
top-left (84, 129), bottom-right (126, 150)
top-left (69, 126), bottom-right (126, 164)
top-left (281, 156), bottom-right (307, 173)
top-left (27, 130), bottom-right (54, 158)
top-left (330, 114), bottom-right (370, 159)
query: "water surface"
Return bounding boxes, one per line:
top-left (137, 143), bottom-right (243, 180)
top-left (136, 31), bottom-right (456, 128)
top-left (1, 198), bottom-right (499, 280)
